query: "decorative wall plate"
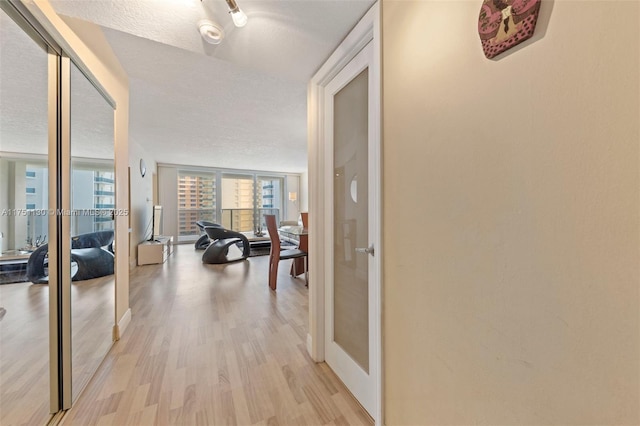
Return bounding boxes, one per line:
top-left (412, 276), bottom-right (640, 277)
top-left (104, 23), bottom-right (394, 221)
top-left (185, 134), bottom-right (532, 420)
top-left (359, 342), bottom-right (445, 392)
top-left (478, 0), bottom-right (542, 59)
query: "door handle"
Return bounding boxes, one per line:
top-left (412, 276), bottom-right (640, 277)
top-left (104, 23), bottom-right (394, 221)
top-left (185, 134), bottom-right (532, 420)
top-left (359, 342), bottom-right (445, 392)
top-left (355, 244), bottom-right (374, 256)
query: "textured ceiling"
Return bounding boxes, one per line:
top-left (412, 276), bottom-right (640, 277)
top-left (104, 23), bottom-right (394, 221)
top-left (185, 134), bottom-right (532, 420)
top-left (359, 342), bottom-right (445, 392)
top-left (104, 27), bottom-right (308, 171)
top-left (45, 0), bottom-right (376, 173)
top-left (50, 0), bottom-right (375, 82)
top-left (0, 11), bottom-right (49, 157)
top-left (0, 12), bottom-right (114, 160)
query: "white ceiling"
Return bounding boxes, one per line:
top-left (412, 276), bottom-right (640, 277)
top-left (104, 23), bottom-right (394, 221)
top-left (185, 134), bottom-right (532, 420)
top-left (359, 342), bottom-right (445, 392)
top-left (46, 0), bottom-right (376, 173)
top-left (0, 11), bottom-right (114, 160)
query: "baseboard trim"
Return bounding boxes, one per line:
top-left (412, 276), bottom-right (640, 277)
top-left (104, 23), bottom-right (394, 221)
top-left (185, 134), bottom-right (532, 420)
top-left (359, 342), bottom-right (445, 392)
top-left (307, 333), bottom-right (313, 358)
top-left (113, 308), bottom-right (131, 341)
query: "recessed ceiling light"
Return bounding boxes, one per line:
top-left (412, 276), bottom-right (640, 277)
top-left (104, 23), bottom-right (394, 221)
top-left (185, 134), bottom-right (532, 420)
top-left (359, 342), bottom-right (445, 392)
top-left (198, 19), bottom-right (224, 44)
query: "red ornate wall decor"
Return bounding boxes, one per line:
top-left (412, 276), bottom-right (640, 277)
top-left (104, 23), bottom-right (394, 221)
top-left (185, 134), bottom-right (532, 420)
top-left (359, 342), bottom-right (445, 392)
top-left (478, 0), bottom-right (542, 59)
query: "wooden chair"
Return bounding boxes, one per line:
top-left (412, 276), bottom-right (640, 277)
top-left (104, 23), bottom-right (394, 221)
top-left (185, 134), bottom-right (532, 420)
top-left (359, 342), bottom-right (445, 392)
top-left (264, 214), bottom-right (307, 290)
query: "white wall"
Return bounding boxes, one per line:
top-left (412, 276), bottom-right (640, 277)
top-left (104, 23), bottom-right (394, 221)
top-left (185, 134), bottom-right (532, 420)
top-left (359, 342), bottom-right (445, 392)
top-left (129, 140), bottom-right (155, 266)
top-left (285, 173), bottom-right (300, 221)
top-left (157, 165), bottom-right (178, 240)
top-left (382, 0), bottom-right (639, 424)
top-left (299, 170), bottom-right (309, 213)
top-left (8, 161), bottom-right (26, 250)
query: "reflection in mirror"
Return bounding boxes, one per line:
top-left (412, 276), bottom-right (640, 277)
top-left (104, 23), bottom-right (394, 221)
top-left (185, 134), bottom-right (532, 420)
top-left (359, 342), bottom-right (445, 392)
top-left (350, 174), bottom-right (358, 203)
top-left (69, 61), bottom-right (115, 401)
top-left (0, 10), bottom-right (52, 425)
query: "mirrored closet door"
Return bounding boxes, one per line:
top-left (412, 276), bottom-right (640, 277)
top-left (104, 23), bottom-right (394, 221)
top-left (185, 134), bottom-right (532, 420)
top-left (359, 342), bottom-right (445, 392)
top-left (0, 7), bottom-right (54, 425)
top-left (0, 4), bottom-right (118, 422)
top-left (69, 62), bottom-right (115, 402)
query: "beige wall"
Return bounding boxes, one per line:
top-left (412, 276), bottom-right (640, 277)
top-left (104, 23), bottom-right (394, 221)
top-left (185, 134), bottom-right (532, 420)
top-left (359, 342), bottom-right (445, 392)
top-left (382, 1), bottom-right (639, 424)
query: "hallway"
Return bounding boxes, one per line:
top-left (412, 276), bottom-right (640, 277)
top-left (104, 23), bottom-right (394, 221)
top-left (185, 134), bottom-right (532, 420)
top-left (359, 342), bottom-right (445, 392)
top-left (62, 245), bottom-right (372, 425)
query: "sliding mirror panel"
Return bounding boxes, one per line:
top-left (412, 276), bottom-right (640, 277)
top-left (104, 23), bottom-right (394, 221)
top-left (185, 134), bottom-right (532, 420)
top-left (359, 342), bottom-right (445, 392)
top-left (69, 61), bottom-right (115, 401)
top-left (0, 10), bottom-right (53, 425)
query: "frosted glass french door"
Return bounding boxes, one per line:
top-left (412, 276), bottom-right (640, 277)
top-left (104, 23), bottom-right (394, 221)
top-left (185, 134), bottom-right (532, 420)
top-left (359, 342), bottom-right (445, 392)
top-left (324, 41), bottom-right (378, 416)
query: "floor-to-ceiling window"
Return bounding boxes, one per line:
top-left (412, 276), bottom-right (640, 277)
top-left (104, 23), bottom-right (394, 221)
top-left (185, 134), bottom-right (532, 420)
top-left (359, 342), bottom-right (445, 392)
top-left (221, 174), bottom-right (286, 232)
top-left (256, 175), bottom-right (284, 230)
top-left (172, 168), bottom-right (290, 240)
top-left (177, 171), bottom-right (216, 238)
top-left (221, 173), bottom-right (255, 231)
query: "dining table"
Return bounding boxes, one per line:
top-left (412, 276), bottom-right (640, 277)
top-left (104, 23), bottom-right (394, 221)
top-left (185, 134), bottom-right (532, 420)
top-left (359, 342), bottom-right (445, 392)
top-left (278, 225), bottom-right (308, 278)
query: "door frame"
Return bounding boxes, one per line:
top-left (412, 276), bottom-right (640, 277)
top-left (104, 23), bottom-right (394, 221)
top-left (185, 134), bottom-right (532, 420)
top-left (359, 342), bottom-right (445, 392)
top-left (307, 2), bottom-right (382, 424)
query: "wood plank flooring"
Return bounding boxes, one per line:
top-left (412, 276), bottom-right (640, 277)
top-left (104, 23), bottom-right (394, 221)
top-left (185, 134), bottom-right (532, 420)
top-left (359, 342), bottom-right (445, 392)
top-left (0, 274), bottom-right (114, 426)
top-left (0, 279), bottom-right (51, 426)
top-left (61, 245), bottom-right (373, 425)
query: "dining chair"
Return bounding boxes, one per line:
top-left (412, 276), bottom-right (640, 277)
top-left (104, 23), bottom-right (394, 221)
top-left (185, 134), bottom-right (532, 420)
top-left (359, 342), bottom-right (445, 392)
top-left (264, 214), bottom-right (307, 290)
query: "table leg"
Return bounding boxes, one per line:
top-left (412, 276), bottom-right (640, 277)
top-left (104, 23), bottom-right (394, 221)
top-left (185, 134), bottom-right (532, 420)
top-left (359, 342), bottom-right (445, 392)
top-left (290, 235), bottom-right (308, 277)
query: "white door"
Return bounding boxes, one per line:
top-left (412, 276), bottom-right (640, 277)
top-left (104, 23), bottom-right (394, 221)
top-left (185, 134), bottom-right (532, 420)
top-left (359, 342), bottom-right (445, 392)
top-left (324, 40), bottom-right (379, 416)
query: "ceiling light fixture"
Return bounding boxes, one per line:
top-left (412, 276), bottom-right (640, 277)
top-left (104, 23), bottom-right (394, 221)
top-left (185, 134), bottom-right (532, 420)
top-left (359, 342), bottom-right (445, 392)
top-left (224, 0), bottom-right (247, 27)
top-left (198, 19), bottom-right (225, 44)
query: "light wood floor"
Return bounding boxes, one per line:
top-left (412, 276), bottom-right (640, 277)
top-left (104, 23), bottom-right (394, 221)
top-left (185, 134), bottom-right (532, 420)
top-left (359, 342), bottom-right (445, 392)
top-left (0, 273), bottom-right (114, 426)
top-left (61, 245), bottom-right (373, 425)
